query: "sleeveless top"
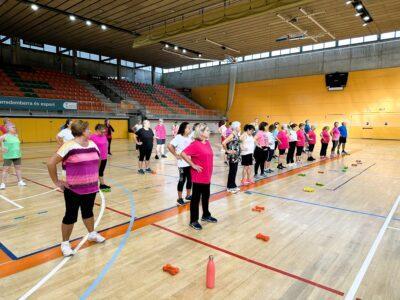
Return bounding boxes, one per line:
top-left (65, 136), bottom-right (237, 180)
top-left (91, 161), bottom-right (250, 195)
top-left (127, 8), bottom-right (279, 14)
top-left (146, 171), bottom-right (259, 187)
top-left (2, 134), bottom-right (21, 160)
top-left (227, 133), bottom-right (241, 163)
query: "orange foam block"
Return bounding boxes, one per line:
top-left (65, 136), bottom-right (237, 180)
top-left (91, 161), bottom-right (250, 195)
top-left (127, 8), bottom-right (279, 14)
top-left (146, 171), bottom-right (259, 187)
top-left (163, 264), bottom-right (180, 276)
top-left (351, 164), bottom-right (358, 167)
top-left (151, 170), bottom-right (157, 174)
top-left (252, 208), bottom-right (263, 212)
top-left (256, 233), bottom-right (270, 242)
top-left (318, 171), bottom-right (324, 174)
top-left (255, 206), bottom-right (265, 211)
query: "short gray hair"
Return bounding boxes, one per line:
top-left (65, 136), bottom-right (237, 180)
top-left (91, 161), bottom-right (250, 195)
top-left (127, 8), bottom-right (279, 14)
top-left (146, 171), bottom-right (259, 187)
top-left (231, 121), bottom-right (241, 130)
top-left (193, 123), bottom-right (208, 140)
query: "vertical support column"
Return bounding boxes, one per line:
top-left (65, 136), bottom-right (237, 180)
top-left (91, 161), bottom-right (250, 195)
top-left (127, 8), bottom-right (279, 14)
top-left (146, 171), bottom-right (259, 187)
top-left (226, 63), bottom-right (238, 117)
top-left (133, 62), bottom-right (136, 82)
top-left (11, 37), bottom-right (20, 65)
top-left (72, 49), bottom-right (77, 75)
top-left (56, 46), bottom-right (62, 72)
top-left (117, 58), bottom-right (121, 80)
top-left (151, 66), bottom-right (155, 85)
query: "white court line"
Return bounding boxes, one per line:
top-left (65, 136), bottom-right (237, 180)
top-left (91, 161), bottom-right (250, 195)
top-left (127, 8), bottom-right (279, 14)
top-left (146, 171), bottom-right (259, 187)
top-left (388, 226), bottom-right (400, 231)
top-left (0, 207), bottom-right (22, 215)
top-left (344, 195), bottom-right (400, 300)
top-left (0, 194), bottom-right (23, 209)
top-left (13, 188), bottom-right (59, 202)
top-left (19, 191), bottom-right (106, 300)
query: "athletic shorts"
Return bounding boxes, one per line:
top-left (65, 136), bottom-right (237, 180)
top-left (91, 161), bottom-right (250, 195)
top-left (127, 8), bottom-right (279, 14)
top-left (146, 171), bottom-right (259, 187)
top-left (156, 139), bottom-right (166, 145)
top-left (267, 148), bottom-right (274, 162)
top-left (308, 144), bottom-right (315, 152)
top-left (339, 137), bottom-right (347, 144)
top-left (278, 149), bottom-right (286, 155)
top-left (241, 154), bottom-right (253, 166)
top-left (296, 146), bottom-right (304, 156)
top-left (62, 188), bottom-right (96, 225)
top-left (3, 158), bottom-right (21, 166)
top-left (221, 136), bottom-right (226, 143)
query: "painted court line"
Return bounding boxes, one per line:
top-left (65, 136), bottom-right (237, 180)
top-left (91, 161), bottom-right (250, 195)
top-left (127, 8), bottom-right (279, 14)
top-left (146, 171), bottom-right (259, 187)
top-left (344, 194), bottom-right (400, 300)
top-left (13, 189), bottom-right (59, 202)
top-left (18, 191), bottom-right (106, 300)
top-left (0, 194), bottom-right (23, 209)
top-left (152, 223), bottom-right (344, 297)
top-left (388, 226), bottom-right (400, 231)
top-left (331, 163), bottom-right (376, 191)
top-left (80, 180), bottom-right (136, 299)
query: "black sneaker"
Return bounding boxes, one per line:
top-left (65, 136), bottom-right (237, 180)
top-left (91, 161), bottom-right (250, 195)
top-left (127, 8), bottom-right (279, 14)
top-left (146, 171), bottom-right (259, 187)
top-left (177, 198), bottom-right (185, 206)
top-left (277, 164), bottom-right (283, 169)
top-left (307, 157), bottom-right (313, 161)
top-left (138, 169), bottom-right (145, 175)
top-left (267, 169), bottom-right (274, 173)
top-left (189, 222), bottom-right (203, 230)
top-left (161, 154), bottom-right (167, 158)
top-left (201, 216), bottom-right (218, 223)
top-left (155, 155), bottom-right (159, 159)
top-left (145, 168), bottom-right (153, 173)
top-left (185, 195), bottom-right (192, 201)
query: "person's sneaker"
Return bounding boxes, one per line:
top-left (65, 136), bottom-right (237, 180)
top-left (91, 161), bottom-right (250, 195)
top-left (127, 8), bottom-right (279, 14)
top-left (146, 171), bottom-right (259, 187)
top-left (311, 157), bottom-right (316, 161)
top-left (88, 231), bottom-right (106, 243)
top-left (177, 198), bottom-right (185, 206)
top-left (307, 157), bottom-right (313, 161)
top-left (267, 169), bottom-right (274, 173)
top-left (100, 184), bottom-right (111, 192)
top-left (241, 179), bottom-right (249, 186)
top-left (61, 241), bottom-right (74, 257)
top-left (145, 168), bottom-right (153, 173)
top-left (254, 174), bottom-right (260, 179)
top-left (161, 154), bottom-right (167, 158)
top-left (201, 216), bottom-right (218, 223)
top-left (18, 180), bottom-right (27, 187)
top-left (277, 164), bottom-right (283, 170)
top-left (155, 155), bottom-right (159, 159)
top-left (0, 183), bottom-right (5, 190)
top-left (138, 169), bottom-right (145, 175)
top-left (189, 222), bottom-right (203, 230)
top-left (234, 187), bottom-right (241, 192)
top-left (337, 151), bottom-right (340, 155)
top-left (227, 188), bottom-right (238, 194)
top-left (185, 195), bottom-right (192, 201)
top-left (342, 151), bottom-right (348, 155)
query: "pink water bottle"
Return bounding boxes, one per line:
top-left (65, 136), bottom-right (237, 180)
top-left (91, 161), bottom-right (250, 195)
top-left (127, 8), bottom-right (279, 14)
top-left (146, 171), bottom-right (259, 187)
top-left (206, 255), bottom-right (215, 289)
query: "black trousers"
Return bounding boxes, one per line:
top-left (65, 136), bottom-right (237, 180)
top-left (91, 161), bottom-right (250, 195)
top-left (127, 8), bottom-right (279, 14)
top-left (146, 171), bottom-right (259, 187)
top-left (107, 138), bottom-right (112, 154)
top-left (320, 143), bottom-right (328, 156)
top-left (62, 188), bottom-right (96, 225)
top-left (331, 140), bottom-right (339, 153)
top-left (190, 183), bottom-right (211, 223)
top-left (254, 147), bottom-right (265, 175)
top-left (139, 145), bottom-right (153, 161)
top-left (177, 166), bottom-right (192, 192)
top-left (287, 141), bottom-right (296, 164)
top-left (99, 159), bottom-right (107, 177)
top-left (227, 161), bottom-right (238, 189)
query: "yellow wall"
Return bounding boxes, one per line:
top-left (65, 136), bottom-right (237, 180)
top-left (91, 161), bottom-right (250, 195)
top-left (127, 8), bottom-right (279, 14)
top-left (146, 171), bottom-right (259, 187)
top-left (191, 67), bottom-right (400, 140)
top-left (8, 117), bottom-right (128, 143)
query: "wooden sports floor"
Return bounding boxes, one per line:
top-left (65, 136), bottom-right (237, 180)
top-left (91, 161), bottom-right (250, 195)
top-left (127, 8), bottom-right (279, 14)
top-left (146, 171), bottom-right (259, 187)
top-left (0, 136), bottom-right (399, 299)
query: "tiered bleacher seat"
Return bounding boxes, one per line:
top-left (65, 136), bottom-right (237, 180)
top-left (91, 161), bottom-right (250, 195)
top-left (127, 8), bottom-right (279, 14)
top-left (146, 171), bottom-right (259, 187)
top-left (0, 65), bottom-right (106, 112)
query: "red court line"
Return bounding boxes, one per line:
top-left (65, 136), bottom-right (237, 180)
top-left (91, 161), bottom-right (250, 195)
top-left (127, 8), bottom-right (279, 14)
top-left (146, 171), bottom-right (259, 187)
top-left (152, 223), bottom-right (344, 297)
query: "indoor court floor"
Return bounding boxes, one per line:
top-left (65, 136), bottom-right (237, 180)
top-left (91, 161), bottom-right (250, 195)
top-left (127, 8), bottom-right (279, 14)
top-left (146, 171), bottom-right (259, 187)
top-left (0, 136), bottom-right (399, 299)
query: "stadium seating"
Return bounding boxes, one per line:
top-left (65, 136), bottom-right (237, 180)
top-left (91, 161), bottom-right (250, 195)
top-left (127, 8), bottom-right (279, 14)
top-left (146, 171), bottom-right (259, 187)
top-left (0, 65), bottom-right (106, 111)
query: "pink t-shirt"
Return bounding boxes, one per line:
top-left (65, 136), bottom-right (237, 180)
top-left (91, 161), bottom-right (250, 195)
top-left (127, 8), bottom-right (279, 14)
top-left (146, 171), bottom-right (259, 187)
top-left (155, 124), bottom-right (167, 139)
top-left (255, 131), bottom-right (267, 147)
top-left (90, 134), bottom-right (108, 160)
top-left (183, 140), bottom-right (213, 184)
top-left (296, 130), bottom-right (305, 147)
top-left (225, 127), bottom-right (232, 137)
top-left (307, 130), bottom-right (316, 145)
top-left (321, 130), bottom-right (330, 144)
top-left (277, 130), bottom-right (289, 149)
top-left (331, 127), bottom-right (340, 141)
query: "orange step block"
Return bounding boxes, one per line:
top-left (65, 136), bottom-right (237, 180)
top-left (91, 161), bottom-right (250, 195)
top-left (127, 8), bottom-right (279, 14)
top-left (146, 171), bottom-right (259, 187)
top-left (163, 264), bottom-right (180, 276)
top-left (256, 233), bottom-right (270, 242)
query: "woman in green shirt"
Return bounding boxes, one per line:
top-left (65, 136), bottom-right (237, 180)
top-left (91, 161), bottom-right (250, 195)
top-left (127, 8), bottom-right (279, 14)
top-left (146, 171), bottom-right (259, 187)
top-left (0, 124), bottom-right (26, 189)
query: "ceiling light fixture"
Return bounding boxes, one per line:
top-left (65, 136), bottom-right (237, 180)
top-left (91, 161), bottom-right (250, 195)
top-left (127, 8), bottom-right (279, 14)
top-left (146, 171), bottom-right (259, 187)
top-left (363, 15), bottom-right (370, 21)
top-left (69, 15), bottom-right (76, 21)
top-left (165, 44), bottom-right (169, 48)
top-left (362, 23), bottom-right (368, 27)
top-left (31, 4), bottom-right (39, 11)
top-left (346, 1), bottom-right (352, 4)
top-left (174, 45), bottom-right (178, 50)
top-left (355, 12), bottom-right (361, 17)
top-left (86, 20), bottom-right (92, 26)
top-left (198, 54), bottom-right (202, 58)
top-left (355, 4), bottom-right (363, 10)
top-left (182, 49), bottom-right (187, 53)
top-left (101, 24), bottom-right (107, 30)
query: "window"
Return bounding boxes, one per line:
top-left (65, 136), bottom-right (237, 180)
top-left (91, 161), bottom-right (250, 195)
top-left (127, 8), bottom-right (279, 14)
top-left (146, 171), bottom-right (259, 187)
top-left (302, 45), bottom-right (313, 52)
top-left (206, 62), bottom-right (213, 67)
top-left (271, 50), bottom-right (280, 56)
top-left (252, 53), bottom-right (261, 59)
top-left (220, 59), bottom-right (228, 64)
top-left (351, 37), bottom-right (363, 44)
top-left (167, 68), bottom-right (175, 73)
top-left (163, 69), bottom-right (170, 74)
top-left (244, 55), bottom-right (253, 61)
top-left (212, 61), bottom-right (219, 66)
top-left (187, 65), bottom-right (193, 70)
top-left (174, 67), bottom-right (180, 72)
top-left (199, 63), bottom-right (207, 68)
top-left (0, 35), bottom-right (11, 45)
top-left (181, 66), bottom-right (188, 71)
top-left (191, 64), bottom-right (199, 69)
top-left (60, 48), bottom-right (73, 56)
top-left (338, 39), bottom-right (351, 46)
top-left (260, 52), bottom-right (270, 58)
top-left (290, 47), bottom-right (301, 53)
top-left (78, 51), bottom-right (90, 59)
top-left (44, 44), bottom-right (56, 53)
top-left (101, 55), bottom-right (110, 61)
top-left (236, 57), bottom-right (243, 62)
top-left (324, 41), bottom-right (336, 48)
top-left (396, 31), bottom-right (400, 38)
top-left (313, 43), bottom-right (324, 50)
top-left (155, 67), bottom-right (162, 73)
top-left (280, 48), bottom-right (290, 55)
top-left (381, 31), bottom-right (395, 40)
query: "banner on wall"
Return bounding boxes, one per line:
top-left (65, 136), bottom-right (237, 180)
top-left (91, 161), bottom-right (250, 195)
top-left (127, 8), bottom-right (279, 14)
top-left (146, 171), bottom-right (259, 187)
top-left (0, 97), bottom-right (77, 111)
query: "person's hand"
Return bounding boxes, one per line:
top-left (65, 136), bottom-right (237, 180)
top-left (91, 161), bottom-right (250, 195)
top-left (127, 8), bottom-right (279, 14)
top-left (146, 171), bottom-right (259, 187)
top-left (136, 141), bottom-right (143, 145)
top-left (192, 164), bottom-right (203, 172)
top-left (227, 150), bottom-right (236, 154)
top-left (55, 180), bottom-right (69, 191)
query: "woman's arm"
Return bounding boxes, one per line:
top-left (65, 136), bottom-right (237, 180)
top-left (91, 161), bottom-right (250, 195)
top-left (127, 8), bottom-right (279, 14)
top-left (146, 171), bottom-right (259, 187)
top-left (167, 143), bottom-right (179, 159)
top-left (47, 153), bottom-right (67, 190)
top-left (222, 133), bottom-right (233, 150)
top-left (181, 152), bottom-right (202, 172)
top-left (110, 125), bottom-right (114, 132)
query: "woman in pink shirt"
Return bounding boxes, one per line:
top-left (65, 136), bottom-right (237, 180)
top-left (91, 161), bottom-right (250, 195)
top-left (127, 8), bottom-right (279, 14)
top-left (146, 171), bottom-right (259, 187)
top-left (320, 126), bottom-right (330, 158)
top-left (296, 123), bottom-right (306, 164)
top-left (306, 125), bottom-right (317, 161)
top-left (277, 124), bottom-right (289, 169)
top-left (330, 122), bottom-right (340, 158)
top-left (253, 122), bottom-right (268, 178)
top-left (90, 124), bottom-right (110, 192)
top-left (181, 123), bottom-right (217, 231)
top-left (154, 118), bottom-right (167, 159)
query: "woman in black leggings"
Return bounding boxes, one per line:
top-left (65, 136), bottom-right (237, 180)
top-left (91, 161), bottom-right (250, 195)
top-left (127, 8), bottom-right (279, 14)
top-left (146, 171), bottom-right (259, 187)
top-left (168, 122), bottom-right (193, 206)
top-left (135, 120), bottom-right (155, 174)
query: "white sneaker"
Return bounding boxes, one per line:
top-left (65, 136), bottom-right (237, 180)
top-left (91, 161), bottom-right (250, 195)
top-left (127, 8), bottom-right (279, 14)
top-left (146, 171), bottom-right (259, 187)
top-left (18, 181), bottom-right (26, 187)
top-left (88, 231), bottom-right (106, 243)
top-left (234, 187), bottom-right (241, 192)
top-left (61, 241), bottom-right (74, 257)
top-left (0, 183), bottom-right (5, 190)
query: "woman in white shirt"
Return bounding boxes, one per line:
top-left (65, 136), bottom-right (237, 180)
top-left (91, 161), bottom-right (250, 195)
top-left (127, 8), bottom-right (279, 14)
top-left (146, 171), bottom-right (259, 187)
top-left (287, 123), bottom-right (298, 166)
top-left (240, 124), bottom-right (255, 185)
top-left (56, 119), bottom-right (74, 146)
top-left (264, 124), bottom-right (276, 173)
top-left (167, 122), bottom-right (193, 206)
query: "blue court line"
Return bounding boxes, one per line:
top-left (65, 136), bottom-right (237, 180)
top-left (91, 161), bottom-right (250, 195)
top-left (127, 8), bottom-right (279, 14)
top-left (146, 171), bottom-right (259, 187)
top-left (80, 180), bottom-right (136, 299)
top-left (245, 190), bottom-right (400, 221)
top-left (331, 163), bottom-right (376, 191)
top-left (0, 242), bottom-right (18, 260)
